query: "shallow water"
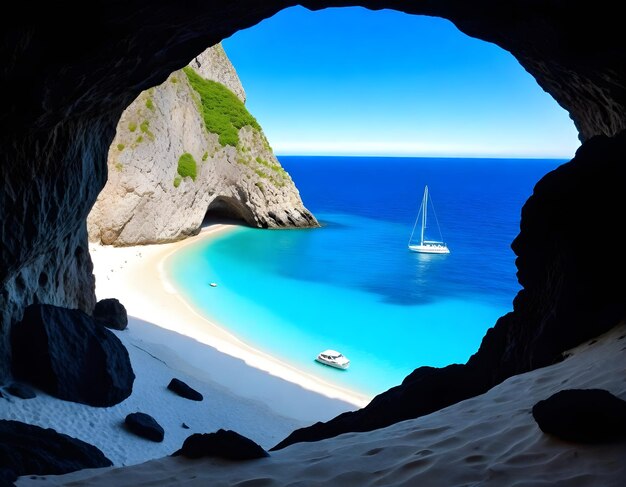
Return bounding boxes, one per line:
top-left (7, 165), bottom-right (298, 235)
top-left (168, 156), bottom-right (564, 396)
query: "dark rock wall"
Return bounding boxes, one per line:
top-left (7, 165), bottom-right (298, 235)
top-left (1, 0), bottom-right (625, 407)
top-left (0, 121), bottom-right (110, 378)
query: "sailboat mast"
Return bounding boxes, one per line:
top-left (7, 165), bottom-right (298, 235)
top-left (421, 185), bottom-right (428, 245)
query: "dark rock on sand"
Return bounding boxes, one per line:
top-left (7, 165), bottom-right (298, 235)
top-left (125, 412), bottom-right (164, 442)
top-left (93, 298), bottom-right (128, 331)
top-left (0, 420), bottom-right (111, 478)
top-left (11, 304), bottom-right (134, 407)
top-left (173, 429), bottom-right (269, 460)
top-left (167, 378), bottom-right (203, 401)
top-left (532, 389), bottom-right (626, 443)
top-left (5, 383), bottom-right (36, 400)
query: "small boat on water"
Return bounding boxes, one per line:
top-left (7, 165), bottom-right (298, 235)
top-left (315, 349), bottom-right (350, 370)
top-left (408, 185), bottom-right (450, 254)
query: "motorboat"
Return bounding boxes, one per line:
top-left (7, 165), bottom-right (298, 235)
top-left (315, 349), bottom-right (350, 369)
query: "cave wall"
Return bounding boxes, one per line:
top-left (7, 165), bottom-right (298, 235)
top-left (0, 122), bottom-right (110, 378)
top-left (2, 1), bottom-right (625, 388)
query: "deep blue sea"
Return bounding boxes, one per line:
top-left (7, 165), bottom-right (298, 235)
top-left (167, 156), bottom-right (564, 397)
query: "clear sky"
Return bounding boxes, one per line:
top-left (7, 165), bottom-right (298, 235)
top-left (222, 6), bottom-right (580, 159)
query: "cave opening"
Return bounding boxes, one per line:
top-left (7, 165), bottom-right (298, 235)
top-left (2, 0), bottom-right (626, 476)
top-left (83, 5), bottom-right (581, 396)
top-left (202, 195), bottom-right (256, 227)
top-left (192, 5), bottom-right (581, 396)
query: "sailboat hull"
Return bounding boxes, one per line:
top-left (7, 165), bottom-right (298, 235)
top-left (408, 243), bottom-right (450, 254)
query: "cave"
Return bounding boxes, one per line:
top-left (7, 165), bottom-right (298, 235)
top-left (202, 196), bottom-right (257, 227)
top-left (2, 0), bottom-right (626, 454)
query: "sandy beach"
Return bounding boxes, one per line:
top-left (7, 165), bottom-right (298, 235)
top-left (18, 314), bottom-right (626, 485)
top-left (91, 224), bottom-right (370, 413)
top-left (3, 224), bottom-right (367, 468)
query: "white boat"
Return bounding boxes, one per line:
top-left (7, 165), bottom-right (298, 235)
top-left (408, 185), bottom-right (450, 254)
top-left (315, 349), bottom-right (350, 369)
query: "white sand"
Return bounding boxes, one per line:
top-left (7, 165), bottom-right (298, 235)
top-left (17, 322), bottom-right (626, 486)
top-left (89, 224), bottom-right (369, 414)
top-left (3, 225), bottom-right (366, 467)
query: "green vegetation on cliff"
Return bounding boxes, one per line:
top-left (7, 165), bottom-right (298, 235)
top-left (183, 66), bottom-right (260, 147)
top-left (177, 153), bottom-right (197, 181)
top-left (140, 120), bottom-right (155, 141)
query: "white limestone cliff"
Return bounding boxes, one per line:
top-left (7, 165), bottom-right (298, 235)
top-left (88, 44), bottom-right (317, 246)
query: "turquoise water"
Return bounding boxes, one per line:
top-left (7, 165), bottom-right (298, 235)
top-left (167, 156), bottom-right (564, 396)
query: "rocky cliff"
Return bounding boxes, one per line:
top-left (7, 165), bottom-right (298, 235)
top-left (2, 0), bottom-right (626, 447)
top-left (87, 44), bottom-right (317, 246)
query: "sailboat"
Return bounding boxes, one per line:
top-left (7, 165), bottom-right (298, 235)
top-left (408, 185), bottom-right (450, 254)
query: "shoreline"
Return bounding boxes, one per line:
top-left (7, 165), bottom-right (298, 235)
top-left (91, 224), bottom-right (371, 413)
top-left (17, 318), bottom-right (626, 485)
top-left (4, 224), bottom-right (371, 468)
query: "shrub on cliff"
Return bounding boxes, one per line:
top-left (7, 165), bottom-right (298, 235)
top-left (177, 153), bottom-right (197, 181)
top-left (183, 66), bottom-right (259, 147)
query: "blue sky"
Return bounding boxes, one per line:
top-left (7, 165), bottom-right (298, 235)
top-left (222, 6), bottom-right (580, 158)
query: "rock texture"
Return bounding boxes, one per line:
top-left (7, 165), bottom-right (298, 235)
top-left (2, 0), bottom-right (626, 443)
top-left (0, 420), bottom-right (112, 480)
top-left (173, 429), bottom-right (269, 460)
top-left (273, 131), bottom-right (626, 449)
top-left (190, 43), bottom-right (246, 103)
top-left (11, 304), bottom-right (135, 407)
top-left (87, 44), bottom-right (317, 246)
top-left (532, 389), bottom-right (626, 443)
top-left (167, 378), bottom-right (203, 401)
top-left (124, 412), bottom-right (165, 442)
top-left (93, 298), bottom-right (128, 331)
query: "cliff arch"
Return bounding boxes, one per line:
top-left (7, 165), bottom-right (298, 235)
top-left (203, 196), bottom-right (257, 226)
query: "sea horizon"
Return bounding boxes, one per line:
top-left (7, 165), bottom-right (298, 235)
top-left (167, 155), bottom-right (565, 396)
top-left (275, 153), bottom-right (572, 160)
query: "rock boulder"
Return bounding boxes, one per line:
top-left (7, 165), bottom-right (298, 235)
top-left (124, 412), bottom-right (165, 442)
top-left (11, 304), bottom-right (134, 407)
top-left (0, 420), bottom-right (112, 479)
top-left (174, 429), bottom-right (269, 460)
top-left (93, 298), bottom-right (128, 331)
top-left (532, 389), bottom-right (626, 443)
top-left (167, 378), bottom-right (203, 401)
